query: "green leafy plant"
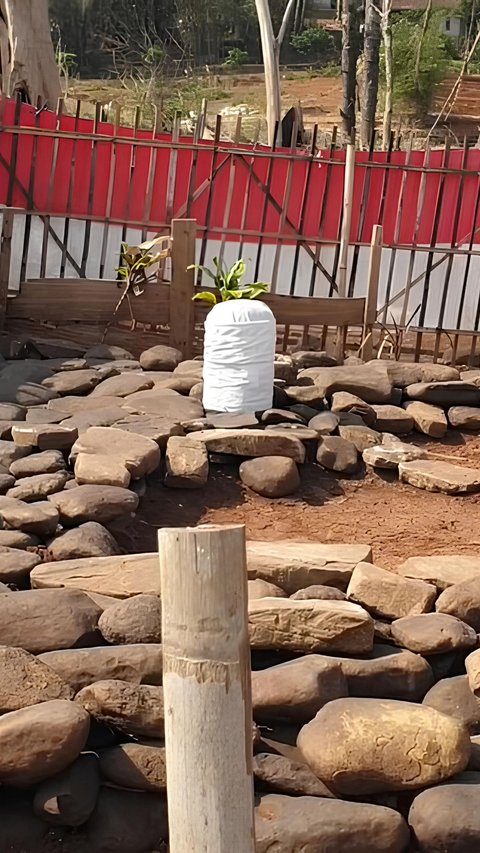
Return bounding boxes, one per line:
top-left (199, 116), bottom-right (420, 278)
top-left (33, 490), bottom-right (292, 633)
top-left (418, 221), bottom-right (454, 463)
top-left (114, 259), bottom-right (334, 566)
top-left (117, 237), bottom-right (170, 295)
top-left (291, 27), bottom-right (334, 59)
top-left (188, 257), bottom-right (269, 305)
top-left (223, 47), bottom-right (249, 68)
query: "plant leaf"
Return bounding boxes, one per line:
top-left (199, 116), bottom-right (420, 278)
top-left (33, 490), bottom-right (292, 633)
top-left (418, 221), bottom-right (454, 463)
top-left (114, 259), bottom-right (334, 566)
top-left (192, 291), bottom-right (217, 305)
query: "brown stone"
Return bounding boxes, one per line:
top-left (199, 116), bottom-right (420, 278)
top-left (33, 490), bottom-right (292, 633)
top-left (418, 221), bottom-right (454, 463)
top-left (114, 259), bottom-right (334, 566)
top-left (165, 435), bottom-right (209, 487)
top-left (408, 773), bottom-right (480, 852)
top-left (298, 697), bottom-right (471, 795)
top-left (48, 395), bottom-right (124, 415)
top-left (42, 369), bottom-right (100, 396)
top-left (405, 381), bottom-right (480, 406)
top-left (423, 675), bottom-right (480, 734)
top-left (0, 529), bottom-right (40, 549)
top-left (363, 440), bottom-right (427, 469)
top-left (397, 554), bottom-right (480, 590)
top-left (31, 552), bottom-right (160, 598)
top-left (33, 753), bottom-right (99, 826)
top-left (255, 794), bottom-right (409, 853)
top-left (333, 645), bottom-right (434, 701)
top-left (76, 679), bottom-right (164, 737)
top-left (85, 787), bottom-right (168, 853)
top-left (448, 406), bottom-right (480, 429)
top-left (25, 406), bottom-right (67, 424)
top-left (369, 360), bottom-right (460, 387)
top-left (316, 435), bottom-right (359, 473)
top-left (0, 646), bottom-right (73, 712)
top-left (74, 452), bottom-right (131, 488)
top-left (247, 541), bottom-right (372, 593)
top-left (7, 470), bottom-right (69, 502)
top-left (248, 598), bottom-right (374, 654)
top-left (253, 753), bottom-right (335, 798)
top-left (38, 644), bottom-right (163, 691)
top-left (60, 405), bottom-right (127, 433)
top-left (0, 700), bottom-right (90, 786)
top-left (371, 404), bottom-right (413, 433)
top-left (0, 791), bottom-right (48, 849)
top-left (290, 585), bottom-right (346, 601)
top-left (99, 741), bottom-right (167, 792)
top-left (10, 449), bottom-right (66, 478)
top-left (308, 411), bottom-right (339, 434)
top-left (0, 547), bottom-right (40, 585)
top-left (251, 656), bottom-right (348, 724)
top-left (113, 415), bottom-right (184, 449)
top-left (12, 423), bottom-right (78, 450)
top-left (0, 439), bottom-right (31, 468)
top-left (140, 345), bottom-right (183, 371)
top-left (338, 423), bottom-right (382, 452)
top-left (239, 456), bottom-right (300, 498)
top-left (49, 484), bottom-right (139, 525)
top-left (99, 594), bottom-right (161, 644)
top-left (0, 588), bottom-right (101, 653)
top-left (347, 561), bottom-right (437, 620)
top-left (399, 459), bottom-right (480, 493)
top-left (123, 388), bottom-right (203, 421)
top-left (248, 579), bottom-right (287, 599)
top-left (0, 496), bottom-right (59, 535)
top-left (299, 364), bottom-right (393, 403)
top-left (90, 373), bottom-right (154, 398)
top-left (436, 578), bottom-right (480, 630)
top-left (466, 649), bottom-right (480, 697)
top-left (46, 522), bottom-right (120, 562)
top-left (403, 400), bottom-right (448, 437)
top-left (71, 426), bottom-right (160, 479)
top-left (391, 613), bottom-right (477, 654)
top-left (331, 392), bottom-right (376, 426)
top-left (189, 428), bottom-right (306, 463)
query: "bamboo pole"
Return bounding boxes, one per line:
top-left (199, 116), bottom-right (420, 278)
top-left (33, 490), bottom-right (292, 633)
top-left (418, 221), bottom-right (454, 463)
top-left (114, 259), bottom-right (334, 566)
top-left (338, 141), bottom-right (355, 298)
top-left (360, 224), bottom-right (383, 360)
top-left (158, 524), bottom-right (255, 853)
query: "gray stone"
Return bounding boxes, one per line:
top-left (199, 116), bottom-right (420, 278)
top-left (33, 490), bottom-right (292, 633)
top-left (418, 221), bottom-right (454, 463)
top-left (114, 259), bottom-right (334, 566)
top-left (308, 411), bottom-right (339, 434)
top-left (399, 459), bottom-right (480, 493)
top-left (46, 522), bottom-right (121, 562)
top-left (49, 484), bottom-right (139, 525)
top-left (0, 403), bottom-right (26, 421)
top-left (405, 381), bottom-right (480, 406)
top-left (298, 365), bottom-right (393, 403)
top-left (239, 456), bottom-right (300, 498)
top-left (99, 594), bottom-right (161, 644)
top-left (316, 435), bottom-right (359, 473)
top-left (403, 400), bottom-right (448, 437)
top-left (42, 369), bottom-right (100, 396)
top-left (39, 644), bottom-right (163, 692)
top-left (292, 351), bottom-right (338, 369)
top-left (0, 472), bottom-right (14, 493)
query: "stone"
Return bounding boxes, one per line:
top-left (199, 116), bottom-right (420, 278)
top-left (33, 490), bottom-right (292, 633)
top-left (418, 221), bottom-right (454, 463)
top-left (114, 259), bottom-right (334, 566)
top-left (331, 392), bottom-right (377, 426)
top-left (42, 369), bottom-right (100, 396)
top-left (247, 541), bottom-right (372, 593)
top-left (189, 429), bottom-right (306, 463)
top-left (338, 423), bottom-right (382, 452)
top-left (156, 375), bottom-right (202, 394)
top-left (0, 362), bottom-right (55, 403)
top-left (25, 406), bottom-right (66, 424)
top-left (466, 649), bottom-right (480, 697)
top-left (0, 646), bottom-right (73, 712)
top-left (292, 351), bottom-right (337, 369)
top-left (88, 359), bottom-right (142, 376)
top-left (113, 415), bottom-right (184, 449)
top-left (405, 380), bottom-right (480, 406)
top-left (31, 552), bottom-right (161, 598)
top-left (274, 355), bottom-right (296, 383)
top-left (261, 408), bottom-right (305, 426)
top-left (0, 402), bottom-right (26, 421)
top-left (12, 423), bottom-right (78, 450)
top-left (403, 401), bottom-right (448, 437)
top-left (123, 388), bottom-right (203, 421)
top-left (0, 439), bottom-right (31, 468)
top-left (190, 381), bottom-right (203, 398)
top-left (0, 588), bottom-right (101, 653)
top-left (264, 424), bottom-right (319, 442)
top-left (0, 529), bottom-right (39, 549)
top-left (248, 598), bottom-right (373, 654)
top-left (391, 613), bottom-right (477, 654)
top-left (461, 369), bottom-right (480, 386)
top-left (423, 675), bottom-right (480, 734)
top-left (60, 405), bottom-right (127, 433)
top-left (316, 435), bottom-right (359, 473)
top-left (239, 456), bottom-right (300, 498)
top-left (251, 656), bottom-right (348, 724)
top-left (173, 359), bottom-right (203, 377)
top-left (308, 411), bottom-right (339, 434)
top-left (71, 426), bottom-right (160, 479)
top-left (0, 496), bottom-right (59, 535)
top-left (347, 561), bottom-right (436, 620)
top-left (10, 449), bottom-right (66, 478)
top-left (76, 679), bottom-right (164, 737)
top-left (165, 435), bottom-right (209, 488)
top-left (284, 384), bottom-right (327, 408)
top-left (49, 484), bottom-right (139, 525)
top-left (0, 547), bottom-right (40, 585)
top-left (363, 441), bottom-right (427, 469)
top-left (90, 373), bottom-right (154, 398)
top-left (46, 522), bottom-right (121, 562)
top-left (290, 585), bottom-right (346, 601)
top-left (0, 791), bottom-right (48, 849)
top-left (74, 452), bottom-right (131, 488)
top-left (398, 554), bottom-right (480, 590)
top-left (99, 741), bottom-right (167, 792)
top-left (33, 753), bottom-right (99, 827)
top-left (331, 645), bottom-right (434, 702)
top-left (371, 404), bottom-right (414, 434)
top-left (248, 579), bottom-right (287, 599)
top-left (85, 344), bottom-right (135, 361)
top-left (448, 405), bottom-right (480, 429)
top-left (43, 357), bottom-right (89, 372)
top-left (48, 395), bottom-right (125, 415)
top-left (255, 794), bottom-right (409, 853)
top-left (369, 360), bottom-right (460, 387)
top-left (99, 594), bottom-right (161, 644)
top-left (7, 470), bottom-right (69, 502)
top-left (0, 472), bottom-right (14, 492)
top-left (436, 578), bottom-right (480, 630)
top-left (39, 644), bottom-right (163, 692)
top-left (140, 344), bottom-right (183, 371)
top-left (399, 459), bottom-right (480, 493)
top-left (16, 383), bottom-right (59, 406)
top-left (0, 700), bottom-right (90, 787)
top-left (85, 787), bottom-right (168, 853)
top-left (298, 697), bottom-right (471, 795)
top-left (299, 365), bottom-right (393, 403)
top-left (408, 773), bottom-right (480, 852)
top-left (253, 753), bottom-right (335, 798)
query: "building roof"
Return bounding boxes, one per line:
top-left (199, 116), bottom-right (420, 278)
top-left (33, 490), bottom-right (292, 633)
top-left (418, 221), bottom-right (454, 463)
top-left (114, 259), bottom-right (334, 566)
top-left (391, 0), bottom-right (461, 10)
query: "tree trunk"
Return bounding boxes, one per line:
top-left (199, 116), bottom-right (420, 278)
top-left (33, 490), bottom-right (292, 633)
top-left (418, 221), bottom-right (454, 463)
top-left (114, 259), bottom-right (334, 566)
top-left (414, 0), bottom-right (432, 93)
top-left (341, 0), bottom-right (360, 139)
top-left (0, 0), bottom-right (60, 108)
top-left (382, 0), bottom-right (393, 148)
top-left (360, 0), bottom-right (381, 149)
top-left (255, 0), bottom-right (296, 146)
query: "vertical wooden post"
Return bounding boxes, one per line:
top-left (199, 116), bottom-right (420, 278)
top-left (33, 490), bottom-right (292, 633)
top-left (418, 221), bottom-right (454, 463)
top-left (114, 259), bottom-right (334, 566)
top-left (361, 224), bottom-right (383, 361)
top-left (159, 524), bottom-right (255, 853)
top-left (0, 209), bottom-right (14, 330)
top-left (170, 219), bottom-right (196, 358)
top-left (335, 142), bottom-right (355, 363)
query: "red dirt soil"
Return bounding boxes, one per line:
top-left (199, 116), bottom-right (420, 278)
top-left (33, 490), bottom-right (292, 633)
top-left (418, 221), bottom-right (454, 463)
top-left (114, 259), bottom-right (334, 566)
top-left (113, 432), bottom-right (480, 569)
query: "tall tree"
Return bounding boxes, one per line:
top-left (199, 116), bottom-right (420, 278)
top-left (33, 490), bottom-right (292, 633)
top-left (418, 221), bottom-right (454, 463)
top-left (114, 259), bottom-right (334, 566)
top-left (360, 0), bottom-right (381, 149)
top-left (341, 0), bottom-right (361, 139)
top-left (254, 0), bottom-right (296, 145)
top-left (381, 0), bottom-right (393, 147)
top-left (0, 0), bottom-right (60, 106)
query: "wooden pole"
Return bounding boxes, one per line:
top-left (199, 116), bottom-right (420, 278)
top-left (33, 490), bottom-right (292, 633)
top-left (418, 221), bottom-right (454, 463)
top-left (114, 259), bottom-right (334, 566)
top-left (361, 224), bottom-right (383, 360)
top-left (158, 524), bottom-right (255, 853)
top-left (338, 141), bottom-right (355, 298)
top-left (0, 209), bottom-right (14, 330)
top-left (170, 218), bottom-right (196, 358)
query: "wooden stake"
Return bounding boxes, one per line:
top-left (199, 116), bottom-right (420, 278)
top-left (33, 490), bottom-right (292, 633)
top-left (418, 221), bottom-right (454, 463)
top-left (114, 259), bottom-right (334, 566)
top-left (170, 219), bottom-right (196, 358)
top-left (361, 224), bottom-right (383, 360)
top-left (0, 209), bottom-right (13, 329)
top-left (158, 524), bottom-right (255, 853)
top-left (336, 141), bottom-right (355, 361)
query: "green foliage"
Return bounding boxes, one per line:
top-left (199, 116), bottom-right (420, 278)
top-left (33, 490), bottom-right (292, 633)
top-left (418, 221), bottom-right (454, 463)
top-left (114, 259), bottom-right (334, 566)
top-left (117, 237), bottom-right (170, 294)
top-left (223, 48), bottom-right (249, 68)
top-left (290, 27), bottom-right (334, 58)
top-left (389, 12), bottom-right (450, 109)
top-left (189, 257), bottom-right (269, 304)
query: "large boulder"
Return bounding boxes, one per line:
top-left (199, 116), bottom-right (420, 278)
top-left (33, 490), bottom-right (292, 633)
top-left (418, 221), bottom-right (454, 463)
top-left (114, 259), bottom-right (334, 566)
top-left (347, 561), bottom-right (436, 620)
top-left (423, 675), bottom-right (480, 734)
top-left (71, 426), bottom-right (160, 479)
top-left (49, 484), bottom-right (139, 525)
top-left (408, 773), bottom-right (480, 852)
top-left (391, 613), bottom-right (477, 654)
top-left (76, 679), bottom-right (164, 738)
top-left (239, 456), bottom-right (300, 498)
top-left (251, 656), bottom-right (348, 724)
top-left (0, 588), bottom-right (102, 653)
top-left (31, 552), bottom-right (160, 598)
top-left (38, 644), bottom-right (163, 691)
top-left (188, 429), bottom-right (306, 463)
top-left (247, 541), bottom-right (372, 593)
top-left (255, 794), bottom-right (409, 853)
top-left (0, 700), bottom-right (90, 786)
top-left (248, 598), bottom-right (374, 654)
top-left (298, 697), bottom-right (471, 795)
top-left (298, 365), bottom-right (393, 403)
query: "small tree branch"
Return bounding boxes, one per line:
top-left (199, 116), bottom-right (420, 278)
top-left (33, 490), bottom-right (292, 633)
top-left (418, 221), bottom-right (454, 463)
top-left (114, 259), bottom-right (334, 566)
top-left (276, 0), bottom-right (296, 47)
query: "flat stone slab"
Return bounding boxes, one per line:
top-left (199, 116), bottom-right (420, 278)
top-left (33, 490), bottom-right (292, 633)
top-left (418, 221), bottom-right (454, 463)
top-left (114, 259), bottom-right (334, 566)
top-left (399, 459), bottom-right (480, 494)
top-left (397, 555), bottom-right (480, 590)
top-left (189, 429), bottom-right (306, 464)
top-left (31, 542), bottom-right (373, 598)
